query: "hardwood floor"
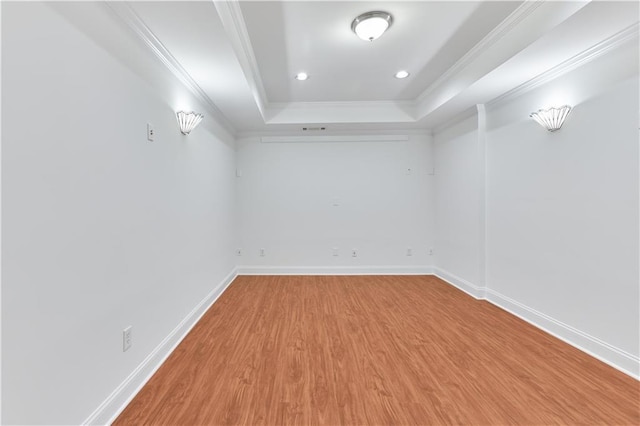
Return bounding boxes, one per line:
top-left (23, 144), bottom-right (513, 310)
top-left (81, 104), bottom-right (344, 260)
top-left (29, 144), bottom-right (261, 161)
top-left (114, 275), bottom-right (639, 425)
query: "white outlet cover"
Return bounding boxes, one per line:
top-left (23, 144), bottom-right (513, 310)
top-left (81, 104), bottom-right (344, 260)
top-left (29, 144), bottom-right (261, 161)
top-left (123, 326), bottom-right (132, 352)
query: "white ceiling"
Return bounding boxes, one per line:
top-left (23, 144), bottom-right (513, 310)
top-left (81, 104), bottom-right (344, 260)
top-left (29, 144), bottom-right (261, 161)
top-left (239, 1), bottom-right (517, 102)
top-left (118, 0), bottom-right (638, 135)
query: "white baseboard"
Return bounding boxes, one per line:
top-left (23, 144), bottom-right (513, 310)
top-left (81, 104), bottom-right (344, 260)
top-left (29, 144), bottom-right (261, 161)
top-left (432, 268), bottom-right (639, 380)
top-left (83, 266), bottom-right (637, 426)
top-left (432, 267), bottom-right (486, 299)
top-left (237, 265), bottom-right (434, 275)
top-left (82, 268), bottom-right (238, 425)
top-left (485, 288), bottom-right (640, 379)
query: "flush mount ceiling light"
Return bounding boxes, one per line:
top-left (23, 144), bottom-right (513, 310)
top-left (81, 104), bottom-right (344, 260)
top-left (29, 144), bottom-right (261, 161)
top-left (395, 70), bottom-right (410, 79)
top-left (295, 72), bottom-right (309, 81)
top-left (351, 11), bottom-right (393, 42)
top-left (176, 111), bottom-right (203, 135)
top-left (530, 105), bottom-right (572, 132)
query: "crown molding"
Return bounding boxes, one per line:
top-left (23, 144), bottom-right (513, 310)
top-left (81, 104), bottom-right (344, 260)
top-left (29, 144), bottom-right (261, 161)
top-left (105, 2), bottom-right (236, 137)
top-left (415, 1), bottom-right (545, 104)
top-left (236, 128), bottom-right (431, 140)
top-left (487, 22), bottom-right (640, 108)
top-left (267, 99), bottom-right (415, 110)
top-left (265, 100), bottom-right (416, 125)
top-left (107, 0), bottom-right (629, 134)
top-left (260, 134), bottom-right (410, 143)
top-left (213, 0), bottom-right (269, 119)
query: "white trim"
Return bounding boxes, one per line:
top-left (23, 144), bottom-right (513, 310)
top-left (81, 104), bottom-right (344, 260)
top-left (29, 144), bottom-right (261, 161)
top-left (432, 267), bottom-right (486, 299)
top-left (81, 267), bottom-right (638, 425)
top-left (0, 2), bottom-right (3, 420)
top-left (485, 289), bottom-right (640, 380)
top-left (105, 2), bottom-right (236, 137)
top-left (213, 0), bottom-right (269, 119)
top-left (237, 266), bottom-right (434, 276)
top-left (268, 100), bottom-right (414, 110)
top-left (260, 135), bottom-right (409, 143)
top-left (237, 128), bottom-right (431, 140)
top-left (476, 104), bottom-right (487, 290)
top-left (82, 268), bottom-right (238, 426)
top-left (432, 268), bottom-right (639, 380)
top-left (415, 1), bottom-right (544, 104)
top-left (488, 22), bottom-right (640, 108)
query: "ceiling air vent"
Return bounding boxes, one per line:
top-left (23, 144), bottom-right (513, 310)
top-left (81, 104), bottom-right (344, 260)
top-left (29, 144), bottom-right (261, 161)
top-left (302, 126), bottom-right (326, 131)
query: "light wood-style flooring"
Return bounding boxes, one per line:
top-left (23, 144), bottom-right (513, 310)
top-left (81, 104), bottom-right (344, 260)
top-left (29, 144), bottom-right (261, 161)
top-left (115, 275), bottom-right (639, 425)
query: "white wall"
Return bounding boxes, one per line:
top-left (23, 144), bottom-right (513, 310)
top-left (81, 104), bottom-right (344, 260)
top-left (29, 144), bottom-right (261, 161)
top-left (1, 2), bottom-right (638, 424)
top-left (434, 39), bottom-right (640, 376)
top-left (1, 3), bottom-right (237, 424)
top-left (433, 115), bottom-right (482, 288)
top-left (485, 46), bottom-right (639, 363)
top-left (236, 135), bottom-right (435, 272)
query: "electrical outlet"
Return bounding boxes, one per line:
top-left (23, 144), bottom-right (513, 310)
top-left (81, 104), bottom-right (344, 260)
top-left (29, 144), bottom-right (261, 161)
top-left (407, 247), bottom-right (413, 256)
top-left (123, 326), bottom-right (132, 352)
top-left (332, 247), bottom-right (339, 257)
top-left (428, 248), bottom-right (434, 256)
top-left (352, 249), bottom-right (357, 257)
top-left (260, 248), bottom-right (265, 257)
top-left (147, 123), bottom-right (155, 141)
top-left (236, 248), bottom-right (242, 256)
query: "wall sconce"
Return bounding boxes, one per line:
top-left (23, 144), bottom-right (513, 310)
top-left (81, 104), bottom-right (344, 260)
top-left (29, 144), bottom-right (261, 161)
top-left (176, 111), bottom-right (203, 135)
top-left (530, 105), bottom-right (572, 132)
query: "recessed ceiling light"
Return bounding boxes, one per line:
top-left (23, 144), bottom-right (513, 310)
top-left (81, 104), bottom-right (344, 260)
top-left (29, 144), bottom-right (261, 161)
top-left (395, 70), bottom-right (410, 79)
top-left (295, 72), bottom-right (309, 81)
top-left (351, 11), bottom-right (393, 42)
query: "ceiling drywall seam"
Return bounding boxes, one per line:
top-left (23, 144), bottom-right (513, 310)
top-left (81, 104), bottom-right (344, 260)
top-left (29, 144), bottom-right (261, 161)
top-left (105, 2), bottom-right (237, 137)
top-left (213, 0), bottom-right (269, 120)
top-left (488, 22), bottom-right (640, 108)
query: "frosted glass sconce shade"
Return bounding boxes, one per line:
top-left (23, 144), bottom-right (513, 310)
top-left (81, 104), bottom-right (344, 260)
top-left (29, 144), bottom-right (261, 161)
top-left (177, 111), bottom-right (204, 135)
top-left (530, 105), bottom-right (572, 132)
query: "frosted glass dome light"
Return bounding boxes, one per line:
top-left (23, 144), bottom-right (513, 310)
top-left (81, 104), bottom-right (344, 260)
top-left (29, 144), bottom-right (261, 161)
top-left (351, 11), bottom-right (393, 42)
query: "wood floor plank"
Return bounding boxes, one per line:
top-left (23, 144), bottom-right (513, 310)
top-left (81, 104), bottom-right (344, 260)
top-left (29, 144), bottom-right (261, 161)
top-left (114, 275), bottom-right (640, 425)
